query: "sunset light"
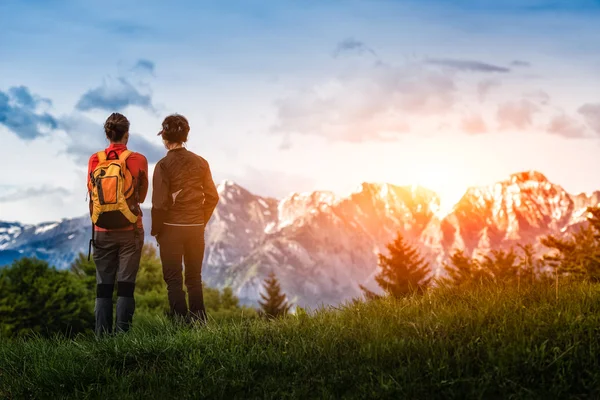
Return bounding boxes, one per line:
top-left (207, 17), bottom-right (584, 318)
top-left (2, 1), bottom-right (600, 397)
top-left (403, 162), bottom-right (469, 217)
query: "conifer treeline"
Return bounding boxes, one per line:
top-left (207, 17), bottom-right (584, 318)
top-left (366, 206), bottom-right (600, 298)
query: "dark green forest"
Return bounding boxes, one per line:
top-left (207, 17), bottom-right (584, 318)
top-left (0, 246), bottom-right (258, 338)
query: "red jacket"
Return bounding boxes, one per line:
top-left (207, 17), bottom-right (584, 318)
top-left (87, 143), bottom-right (149, 231)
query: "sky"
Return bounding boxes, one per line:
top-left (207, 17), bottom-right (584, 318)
top-left (1, 0), bottom-right (600, 223)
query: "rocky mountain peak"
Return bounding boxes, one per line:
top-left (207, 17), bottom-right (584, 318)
top-left (2, 171), bottom-right (600, 308)
top-left (509, 170), bottom-right (550, 185)
top-left (217, 179), bottom-right (248, 199)
top-left (445, 170), bottom-right (575, 255)
top-left (276, 191), bottom-right (338, 230)
top-left (571, 191), bottom-right (600, 210)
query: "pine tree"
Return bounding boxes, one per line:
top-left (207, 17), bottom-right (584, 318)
top-left (517, 243), bottom-right (541, 287)
top-left (482, 248), bottom-right (519, 284)
top-left (259, 271), bottom-right (292, 319)
top-left (538, 208), bottom-right (600, 283)
top-left (588, 206), bottom-right (600, 237)
top-left (374, 232), bottom-right (431, 297)
top-left (541, 227), bottom-right (600, 281)
top-left (443, 249), bottom-right (483, 287)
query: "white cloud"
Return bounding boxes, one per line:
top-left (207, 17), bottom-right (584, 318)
top-left (524, 90), bottom-right (551, 106)
top-left (547, 113), bottom-right (588, 138)
top-left (271, 61), bottom-right (456, 143)
top-left (477, 79), bottom-right (501, 103)
top-left (76, 77), bottom-right (155, 113)
top-left (578, 103), bottom-right (600, 135)
top-left (497, 99), bottom-right (540, 130)
top-left (58, 113), bottom-right (164, 164)
top-left (0, 186), bottom-right (70, 203)
top-left (461, 114), bottom-right (488, 135)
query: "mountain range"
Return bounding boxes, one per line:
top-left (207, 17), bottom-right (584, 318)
top-left (1, 171), bottom-right (598, 308)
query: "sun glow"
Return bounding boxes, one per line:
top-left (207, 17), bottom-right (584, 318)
top-left (324, 136), bottom-right (492, 219)
top-left (403, 163), bottom-right (469, 218)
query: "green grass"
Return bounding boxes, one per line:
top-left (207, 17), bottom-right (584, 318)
top-left (1, 282), bottom-right (600, 399)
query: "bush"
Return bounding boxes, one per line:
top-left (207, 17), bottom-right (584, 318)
top-left (70, 244), bottom-right (257, 322)
top-left (134, 246), bottom-right (170, 315)
top-left (0, 258), bottom-right (94, 338)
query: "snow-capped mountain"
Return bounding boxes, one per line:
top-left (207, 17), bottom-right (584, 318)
top-left (203, 181), bottom-right (278, 285)
top-left (0, 213), bottom-right (155, 269)
top-left (216, 182), bottom-right (441, 307)
top-left (1, 171), bottom-right (598, 308)
top-left (0, 218), bottom-right (91, 268)
top-left (440, 171), bottom-right (575, 255)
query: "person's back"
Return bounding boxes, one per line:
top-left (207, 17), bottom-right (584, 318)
top-left (87, 113), bottom-right (148, 335)
top-left (153, 148), bottom-right (217, 226)
top-left (151, 114), bottom-right (219, 323)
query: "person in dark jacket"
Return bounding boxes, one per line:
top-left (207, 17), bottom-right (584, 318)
top-left (151, 114), bottom-right (219, 323)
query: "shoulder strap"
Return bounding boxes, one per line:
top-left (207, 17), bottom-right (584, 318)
top-left (96, 151), bottom-right (107, 163)
top-left (119, 150), bottom-right (133, 162)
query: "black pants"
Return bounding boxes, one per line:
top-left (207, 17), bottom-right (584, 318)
top-left (158, 225), bottom-right (207, 322)
top-left (93, 229), bottom-right (143, 335)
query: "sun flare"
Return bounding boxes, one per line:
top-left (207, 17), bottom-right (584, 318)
top-left (404, 163), bottom-right (469, 218)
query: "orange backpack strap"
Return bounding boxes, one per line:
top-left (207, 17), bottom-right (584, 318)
top-left (96, 151), bottom-right (107, 163)
top-left (119, 150), bottom-right (133, 162)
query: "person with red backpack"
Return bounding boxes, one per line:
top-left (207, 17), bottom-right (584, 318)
top-left (87, 112), bottom-right (149, 335)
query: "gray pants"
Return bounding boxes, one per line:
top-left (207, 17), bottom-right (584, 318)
top-left (93, 229), bottom-right (143, 335)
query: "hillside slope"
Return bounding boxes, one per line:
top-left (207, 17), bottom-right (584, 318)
top-left (1, 282), bottom-right (599, 399)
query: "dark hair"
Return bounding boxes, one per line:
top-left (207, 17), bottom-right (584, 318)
top-left (159, 114), bottom-right (189, 143)
top-left (104, 113), bottom-right (130, 142)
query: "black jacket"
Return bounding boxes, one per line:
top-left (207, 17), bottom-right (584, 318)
top-left (151, 148), bottom-right (219, 236)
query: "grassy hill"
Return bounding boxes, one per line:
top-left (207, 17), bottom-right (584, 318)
top-left (1, 281), bottom-right (599, 399)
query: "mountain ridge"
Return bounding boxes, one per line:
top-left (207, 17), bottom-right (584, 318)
top-left (1, 170), bottom-right (598, 308)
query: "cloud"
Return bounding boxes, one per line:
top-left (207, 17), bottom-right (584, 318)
top-left (278, 135), bottom-right (292, 151)
top-left (3, 77), bottom-right (163, 163)
top-left (578, 103), bottom-right (600, 135)
top-left (511, 60), bottom-right (531, 67)
top-left (75, 77), bottom-right (154, 113)
top-left (58, 114), bottom-right (109, 163)
top-left (461, 114), bottom-right (488, 135)
top-left (59, 114), bottom-right (164, 164)
top-left (477, 79), bottom-right (501, 103)
top-left (9, 86), bottom-right (46, 108)
top-left (132, 59), bottom-right (155, 76)
top-left (425, 58), bottom-right (510, 73)
top-left (0, 186), bottom-right (70, 203)
top-left (497, 99), bottom-right (539, 130)
top-left (0, 86), bottom-right (58, 140)
top-left (333, 38), bottom-right (377, 58)
top-left (524, 90), bottom-right (551, 106)
top-left (547, 114), bottom-right (588, 138)
top-left (299, 44), bottom-right (579, 141)
top-left (127, 134), bottom-right (165, 163)
top-left (271, 61), bottom-right (455, 142)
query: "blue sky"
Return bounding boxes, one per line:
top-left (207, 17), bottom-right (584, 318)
top-left (1, 0), bottom-right (600, 223)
